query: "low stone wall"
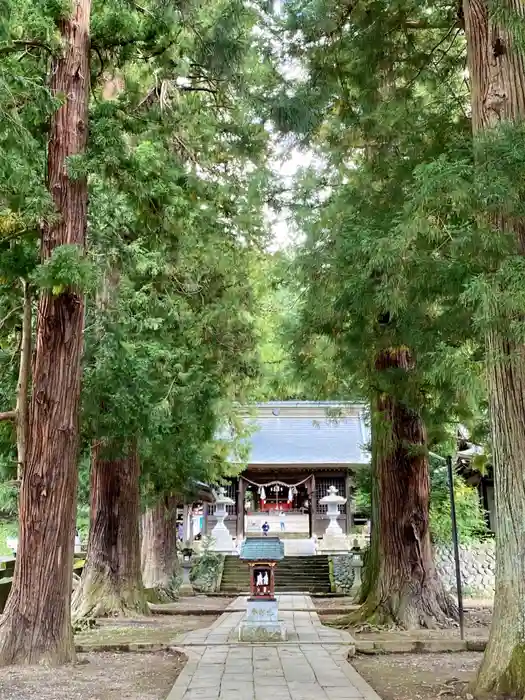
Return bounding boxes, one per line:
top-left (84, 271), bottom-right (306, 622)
top-left (434, 541), bottom-right (495, 598)
top-left (330, 554), bottom-right (359, 595)
top-left (329, 540), bottom-right (495, 599)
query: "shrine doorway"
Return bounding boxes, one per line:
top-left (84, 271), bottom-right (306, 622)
top-left (243, 477), bottom-right (312, 537)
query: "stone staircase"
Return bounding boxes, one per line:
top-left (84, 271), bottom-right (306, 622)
top-left (220, 555), bottom-right (332, 594)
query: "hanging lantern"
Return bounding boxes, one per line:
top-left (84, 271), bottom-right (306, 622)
top-left (260, 486), bottom-right (266, 501)
top-left (288, 487), bottom-right (293, 503)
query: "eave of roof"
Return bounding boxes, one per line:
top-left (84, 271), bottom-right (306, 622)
top-left (233, 402), bottom-right (371, 465)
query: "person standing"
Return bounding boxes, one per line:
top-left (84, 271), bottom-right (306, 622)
top-left (262, 521), bottom-right (270, 536)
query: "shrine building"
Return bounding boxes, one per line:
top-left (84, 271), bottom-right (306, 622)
top-left (204, 401), bottom-right (370, 541)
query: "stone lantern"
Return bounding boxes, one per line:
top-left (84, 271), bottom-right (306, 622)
top-left (319, 485), bottom-right (349, 552)
top-left (210, 486), bottom-right (236, 554)
top-left (179, 545), bottom-right (195, 596)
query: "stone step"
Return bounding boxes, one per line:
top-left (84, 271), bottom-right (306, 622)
top-left (220, 553), bottom-right (332, 593)
top-left (222, 556), bottom-right (329, 563)
top-left (221, 577), bottom-right (329, 584)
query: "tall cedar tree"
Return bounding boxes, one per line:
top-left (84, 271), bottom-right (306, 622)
top-left (274, 0), bottom-right (483, 627)
top-left (462, 0), bottom-right (525, 695)
top-left (72, 440), bottom-right (147, 619)
top-left (275, 3), bottom-right (476, 628)
top-left (0, 0), bottom-right (91, 664)
top-left (71, 0), bottom-right (268, 614)
top-left (141, 496), bottom-right (179, 598)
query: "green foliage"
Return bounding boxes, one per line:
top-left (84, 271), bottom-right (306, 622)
top-left (0, 482), bottom-right (18, 518)
top-left (260, 0), bottom-right (491, 453)
top-left (353, 469), bottom-right (372, 516)
top-left (251, 253), bottom-right (307, 400)
top-left (190, 539), bottom-right (224, 593)
top-left (354, 462), bottom-right (487, 545)
top-left (33, 244), bottom-right (93, 296)
top-left (429, 466), bottom-right (487, 545)
top-left (0, 0), bottom-right (273, 509)
top-left (0, 520), bottom-right (18, 556)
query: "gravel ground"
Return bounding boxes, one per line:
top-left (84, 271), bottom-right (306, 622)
top-left (354, 652), bottom-right (496, 700)
top-left (0, 650), bottom-right (185, 700)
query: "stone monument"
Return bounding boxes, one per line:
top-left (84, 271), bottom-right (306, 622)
top-left (238, 537), bottom-right (287, 642)
top-left (210, 486), bottom-right (236, 554)
top-left (319, 485), bottom-right (349, 552)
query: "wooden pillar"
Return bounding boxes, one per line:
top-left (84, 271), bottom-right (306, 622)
top-left (203, 502), bottom-right (209, 536)
top-left (480, 478), bottom-right (491, 531)
top-left (236, 477), bottom-right (245, 541)
top-left (345, 472), bottom-right (354, 535)
top-left (310, 474), bottom-right (316, 537)
top-left (183, 504), bottom-right (191, 543)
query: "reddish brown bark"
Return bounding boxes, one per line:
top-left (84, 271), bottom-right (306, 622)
top-left (463, 1), bottom-right (525, 695)
top-left (72, 441), bottom-right (149, 619)
top-left (0, 0), bottom-right (90, 666)
top-left (351, 348), bottom-right (456, 629)
top-left (141, 496), bottom-right (180, 600)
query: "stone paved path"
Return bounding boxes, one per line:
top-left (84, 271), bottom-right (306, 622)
top-left (168, 595), bottom-right (381, 700)
top-left (225, 595), bottom-right (316, 612)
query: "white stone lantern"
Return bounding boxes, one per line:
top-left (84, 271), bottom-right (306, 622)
top-left (211, 486), bottom-right (236, 553)
top-left (319, 485), bottom-right (349, 552)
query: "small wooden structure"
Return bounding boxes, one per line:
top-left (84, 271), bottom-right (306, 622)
top-left (239, 537), bottom-right (284, 601)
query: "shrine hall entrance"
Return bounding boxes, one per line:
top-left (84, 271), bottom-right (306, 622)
top-left (204, 472), bottom-right (353, 541)
top-left (243, 476), bottom-right (312, 537)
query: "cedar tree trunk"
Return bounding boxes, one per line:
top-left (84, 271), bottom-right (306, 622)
top-left (141, 496), bottom-right (180, 601)
top-left (349, 348), bottom-right (456, 629)
top-left (72, 441), bottom-right (149, 619)
top-left (0, 0), bottom-right (90, 666)
top-left (464, 1), bottom-right (525, 695)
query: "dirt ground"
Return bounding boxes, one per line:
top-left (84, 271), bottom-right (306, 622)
top-left (320, 603), bottom-right (493, 641)
top-left (0, 650), bottom-right (185, 700)
top-left (151, 596), bottom-right (234, 614)
top-left (75, 614), bottom-right (217, 647)
top-left (354, 652), bottom-right (495, 700)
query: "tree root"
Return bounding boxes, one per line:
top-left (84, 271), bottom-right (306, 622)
top-left (147, 584), bottom-right (178, 604)
top-left (72, 568), bottom-right (150, 621)
top-left (332, 586), bottom-right (458, 631)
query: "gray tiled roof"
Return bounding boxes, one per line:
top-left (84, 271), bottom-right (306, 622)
top-left (235, 402), bottom-right (370, 465)
top-left (239, 537), bottom-right (285, 561)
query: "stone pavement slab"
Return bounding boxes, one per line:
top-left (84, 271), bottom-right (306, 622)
top-left (168, 595), bottom-right (382, 700)
top-left (225, 594), bottom-right (316, 612)
top-left (178, 596), bottom-right (353, 646)
top-left (167, 644), bottom-right (381, 700)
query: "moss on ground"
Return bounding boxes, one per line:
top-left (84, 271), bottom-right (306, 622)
top-left (74, 615), bottom-right (215, 648)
